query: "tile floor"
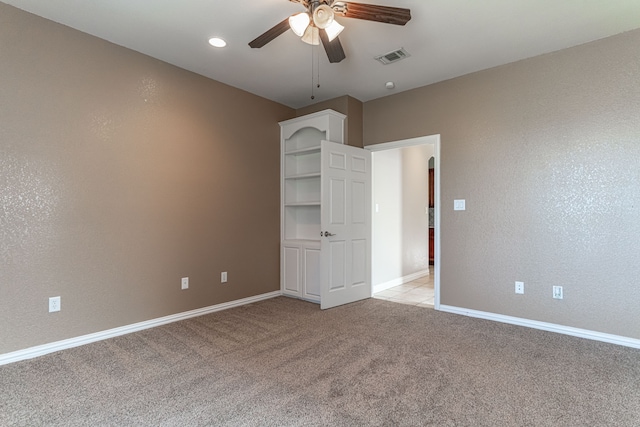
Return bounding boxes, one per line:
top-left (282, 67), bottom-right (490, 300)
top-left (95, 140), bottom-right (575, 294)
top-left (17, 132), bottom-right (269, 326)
top-left (373, 268), bottom-right (435, 307)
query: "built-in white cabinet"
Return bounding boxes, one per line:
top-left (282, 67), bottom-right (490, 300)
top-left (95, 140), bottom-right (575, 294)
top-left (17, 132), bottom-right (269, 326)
top-left (280, 110), bottom-right (345, 303)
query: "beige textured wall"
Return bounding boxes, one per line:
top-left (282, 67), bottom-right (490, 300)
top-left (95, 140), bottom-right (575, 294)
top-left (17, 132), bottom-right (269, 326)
top-left (0, 4), bottom-right (293, 354)
top-left (296, 95), bottom-right (364, 147)
top-left (296, 95), bottom-right (349, 117)
top-left (346, 96), bottom-right (364, 149)
top-left (364, 29), bottom-right (640, 339)
top-left (399, 145), bottom-right (430, 276)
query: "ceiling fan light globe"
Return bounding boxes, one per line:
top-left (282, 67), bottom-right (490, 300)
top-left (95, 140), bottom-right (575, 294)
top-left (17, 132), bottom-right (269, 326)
top-left (289, 12), bottom-right (311, 37)
top-left (312, 4), bottom-right (334, 29)
top-left (325, 20), bottom-right (344, 42)
top-left (301, 25), bottom-right (320, 45)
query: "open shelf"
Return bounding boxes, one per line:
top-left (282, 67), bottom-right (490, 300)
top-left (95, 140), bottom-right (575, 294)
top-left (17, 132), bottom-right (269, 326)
top-left (284, 202), bottom-right (320, 207)
top-left (284, 172), bottom-right (321, 180)
top-left (283, 205), bottom-right (321, 241)
top-left (284, 146), bottom-right (321, 156)
top-left (284, 151), bottom-right (321, 177)
top-left (284, 173), bottom-right (320, 206)
top-left (283, 127), bottom-right (325, 152)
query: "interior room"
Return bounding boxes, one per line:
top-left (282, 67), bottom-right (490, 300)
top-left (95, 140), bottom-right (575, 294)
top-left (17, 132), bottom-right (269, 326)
top-left (2, 1), bottom-right (640, 425)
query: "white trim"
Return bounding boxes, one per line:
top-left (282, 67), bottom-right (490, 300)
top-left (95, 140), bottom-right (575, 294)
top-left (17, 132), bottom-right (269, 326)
top-left (373, 269), bottom-right (430, 294)
top-left (433, 137), bottom-right (441, 310)
top-left (0, 291), bottom-right (282, 366)
top-left (438, 304), bottom-right (640, 349)
top-left (364, 135), bottom-right (439, 152)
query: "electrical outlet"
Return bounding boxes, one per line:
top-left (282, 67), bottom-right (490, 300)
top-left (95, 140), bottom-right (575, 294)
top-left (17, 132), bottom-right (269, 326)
top-left (181, 277), bottom-right (189, 290)
top-left (49, 296), bottom-right (61, 312)
top-left (553, 286), bottom-right (563, 299)
top-left (221, 272), bottom-right (228, 283)
top-left (515, 281), bottom-right (524, 294)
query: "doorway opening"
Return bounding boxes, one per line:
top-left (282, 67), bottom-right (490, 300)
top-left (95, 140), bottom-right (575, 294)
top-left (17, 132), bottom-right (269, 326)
top-left (365, 135), bottom-right (440, 310)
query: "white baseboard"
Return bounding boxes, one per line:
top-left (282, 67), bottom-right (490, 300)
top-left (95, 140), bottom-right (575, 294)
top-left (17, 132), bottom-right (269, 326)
top-left (373, 269), bottom-right (429, 294)
top-left (0, 291), bottom-right (282, 366)
top-left (438, 304), bottom-right (640, 349)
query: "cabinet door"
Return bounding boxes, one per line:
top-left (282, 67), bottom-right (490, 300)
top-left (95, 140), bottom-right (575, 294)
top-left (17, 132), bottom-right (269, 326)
top-left (303, 246), bottom-right (321, 301)
top-left (320, 141), bottom-right (371, 309)
top-left (282, 245), bottom-right (301, 297)
top-left (282, 242), bottom-right (321, 303)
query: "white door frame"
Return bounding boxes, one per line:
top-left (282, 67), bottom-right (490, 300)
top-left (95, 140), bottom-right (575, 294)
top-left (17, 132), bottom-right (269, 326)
top-left (364, 135), bottom-right (441, 309)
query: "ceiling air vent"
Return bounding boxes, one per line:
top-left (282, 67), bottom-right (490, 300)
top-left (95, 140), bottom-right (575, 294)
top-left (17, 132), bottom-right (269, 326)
top-left (375, 47), bottom-right (411, 65)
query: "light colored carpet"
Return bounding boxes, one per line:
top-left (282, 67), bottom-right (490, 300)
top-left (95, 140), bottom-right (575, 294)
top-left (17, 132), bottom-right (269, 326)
top-left (2, 296), bottom-right (640, 426)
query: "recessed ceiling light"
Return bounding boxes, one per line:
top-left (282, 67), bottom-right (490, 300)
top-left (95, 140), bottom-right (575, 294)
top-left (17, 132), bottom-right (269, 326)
top-left (208, 37), bottom-right (227, 48)
top-left (385, 81), bottom-right (395, 89)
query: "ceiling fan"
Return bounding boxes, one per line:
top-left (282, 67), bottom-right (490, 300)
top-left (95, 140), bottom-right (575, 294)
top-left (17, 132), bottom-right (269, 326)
top-left (249, 0), bottom-right (411, 63)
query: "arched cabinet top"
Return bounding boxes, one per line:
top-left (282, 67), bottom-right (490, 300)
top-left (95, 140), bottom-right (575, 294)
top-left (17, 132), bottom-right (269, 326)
top-left (279, 109), bottom-right (346, 143)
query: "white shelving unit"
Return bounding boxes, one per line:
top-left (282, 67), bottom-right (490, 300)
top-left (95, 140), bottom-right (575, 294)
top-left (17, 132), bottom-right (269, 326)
top-left (279, 110), bottom-right (345, 302)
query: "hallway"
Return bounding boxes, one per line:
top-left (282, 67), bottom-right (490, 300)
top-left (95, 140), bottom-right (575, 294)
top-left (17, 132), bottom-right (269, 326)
top-left (373, 269), bottom-right (435, 307)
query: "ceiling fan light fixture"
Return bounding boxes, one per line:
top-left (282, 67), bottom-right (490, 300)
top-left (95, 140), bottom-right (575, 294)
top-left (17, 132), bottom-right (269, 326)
top-left (301, 25), bottom-right (320, 45)
top-left (289, 12), bottom-right (311, 37)
top-left (324, 20), bottom-right (344, 42)
top-left (312, 4), bottom-right (334, 29)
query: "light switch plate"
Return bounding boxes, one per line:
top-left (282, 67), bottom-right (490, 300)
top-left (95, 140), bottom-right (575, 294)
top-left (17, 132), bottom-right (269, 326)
top-left (454, 199), bottom-right (466, 211)
top-left (553, 286), bottom-right (563, 299)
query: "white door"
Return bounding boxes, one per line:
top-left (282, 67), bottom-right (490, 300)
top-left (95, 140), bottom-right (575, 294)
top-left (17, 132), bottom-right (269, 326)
top-left (320, 140), bottom-right (371, 309)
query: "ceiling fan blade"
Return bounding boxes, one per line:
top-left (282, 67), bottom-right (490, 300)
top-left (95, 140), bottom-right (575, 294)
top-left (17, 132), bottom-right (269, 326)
top-left (249, 18), bottom-right (291, 48)
top-left (320, 30), bottom-right (346, 63)
top-left (335, 2), bottom-right (411, 26)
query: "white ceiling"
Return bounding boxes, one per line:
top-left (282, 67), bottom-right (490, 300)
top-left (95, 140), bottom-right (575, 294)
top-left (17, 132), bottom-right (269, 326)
top-left (5, 0), bottom-right (640, 109)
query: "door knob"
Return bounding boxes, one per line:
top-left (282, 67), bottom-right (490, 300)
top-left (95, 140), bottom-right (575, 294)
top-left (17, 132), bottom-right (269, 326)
top-left (323, 231), bottom-right (335, 237)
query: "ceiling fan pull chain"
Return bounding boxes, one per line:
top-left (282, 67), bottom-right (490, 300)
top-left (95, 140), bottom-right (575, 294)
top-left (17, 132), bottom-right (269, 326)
top-left (316, 42), bottom-right (321, 90)
top-left (310, 44), bottom-right (315, 100)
